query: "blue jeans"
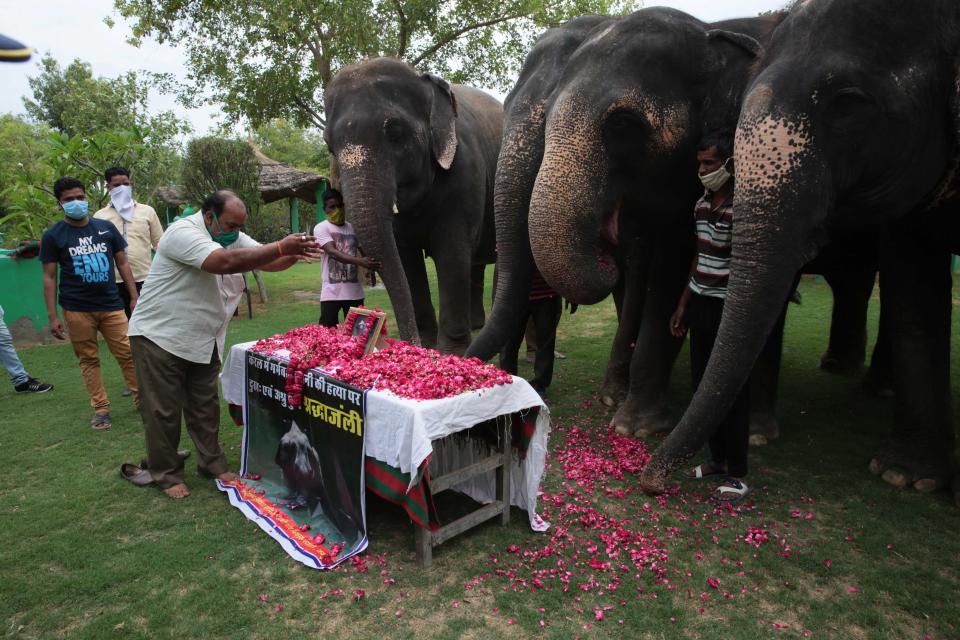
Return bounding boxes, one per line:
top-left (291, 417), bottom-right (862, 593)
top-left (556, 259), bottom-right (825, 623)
top-left (0, 305), bottom-right (29, 386)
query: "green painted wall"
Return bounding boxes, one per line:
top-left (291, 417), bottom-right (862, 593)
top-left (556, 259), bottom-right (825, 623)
top-left (0, 255), bottom-right (53, 343)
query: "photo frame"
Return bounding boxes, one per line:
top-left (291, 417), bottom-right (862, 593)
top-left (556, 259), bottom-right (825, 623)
top-left (342, 308), bottom-right (388, 354)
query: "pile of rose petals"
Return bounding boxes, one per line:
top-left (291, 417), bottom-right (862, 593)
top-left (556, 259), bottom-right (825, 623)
top-left (252, 324), bottom-right (512, 402)
top-left (333, 341), bottom-right (513, 400)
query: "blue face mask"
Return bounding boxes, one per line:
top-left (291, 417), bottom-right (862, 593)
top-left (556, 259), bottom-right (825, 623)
top-left (62, 200), bottom-right (89, 220)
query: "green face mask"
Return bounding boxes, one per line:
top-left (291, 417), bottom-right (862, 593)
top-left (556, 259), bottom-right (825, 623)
top-left (326, 206), bottom-right (345, 225)
top-left (210, 215), bottom-right (240, 247)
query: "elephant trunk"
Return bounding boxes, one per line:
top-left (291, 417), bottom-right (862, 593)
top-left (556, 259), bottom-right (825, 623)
top-left (338, 162), bottom-right (421, 345)
top-left (466, 106), bottom-right (545, 360)
top-left (529, 95), bottom-right (618, 304)
top-left (640, 99), bottom-right (825, 492)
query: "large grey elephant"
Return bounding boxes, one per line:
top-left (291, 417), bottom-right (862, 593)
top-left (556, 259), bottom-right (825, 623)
top-left (639, 0), bottom-right (960, 506)
top-left (467, 15), bottom-right (614, 362)
top-left (324, 59), bottom-right (502, 353)
top-left (471, 8), bottom-right (780, 433)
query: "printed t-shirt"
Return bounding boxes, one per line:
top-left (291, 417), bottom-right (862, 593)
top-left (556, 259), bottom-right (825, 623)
top-left (128, 212), bottom-right (260, 364)
top-left (93, 202), bottom-right (164, 282)
top-left (314, 220), bottom-right (365, 302)
top-left (39, 218), bottom-right (127, 312)
top-left (688, 191), bottom-right (733, 300)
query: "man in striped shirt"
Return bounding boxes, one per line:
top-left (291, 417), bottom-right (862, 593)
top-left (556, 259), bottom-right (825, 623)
top-left (500, 268), bottom-right (564, 397)
top-left (669, 130), bottom-right (750, 503)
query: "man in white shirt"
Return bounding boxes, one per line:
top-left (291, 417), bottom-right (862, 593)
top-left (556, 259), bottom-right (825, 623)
top-left (127, 190), bottom-right (321, 499)
top-left (93, 166), bottom-right (164, 318)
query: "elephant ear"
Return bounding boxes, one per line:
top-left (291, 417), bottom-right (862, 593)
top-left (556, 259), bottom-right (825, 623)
top-left (422, 73), bottom-right (459, 170)
top-left (705, 29), bottom-right (764, 60)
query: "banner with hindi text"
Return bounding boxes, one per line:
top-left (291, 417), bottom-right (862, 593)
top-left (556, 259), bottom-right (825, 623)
top-left (217, 350), bottom-right (367, 569)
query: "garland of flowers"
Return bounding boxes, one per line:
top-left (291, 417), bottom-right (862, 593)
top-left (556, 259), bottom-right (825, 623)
top-left (252, 320), bottom-right (512, 405)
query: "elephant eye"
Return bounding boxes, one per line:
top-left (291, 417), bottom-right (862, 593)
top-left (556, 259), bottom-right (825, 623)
top-left (384, 119), bottom-right (407, 143)
top-left (827, 86), bottom-right (875, 114)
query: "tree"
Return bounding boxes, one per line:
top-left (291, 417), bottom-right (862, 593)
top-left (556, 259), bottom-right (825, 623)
top-left (0, 114), bottom-right (50, 217)
top-left (111, 0), bottom-right (637, 129)
top-left (252, 119), bottom-right (331, 173)
top-left (23, 54), bottom-right (189, 143)
top-left (182, 137), bottom-right (261, 217)
top-left (0, 126), bottom-right (183, 244)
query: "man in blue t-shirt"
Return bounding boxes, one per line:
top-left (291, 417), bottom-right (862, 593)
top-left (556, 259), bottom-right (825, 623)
top-left (40, 177), bottom-right (140, 430)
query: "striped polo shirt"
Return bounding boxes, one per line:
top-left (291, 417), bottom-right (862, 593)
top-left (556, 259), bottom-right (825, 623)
top-left (688, 191), bottom-right (733, 299)
top-left (530, 268), bottom-right (557, 301)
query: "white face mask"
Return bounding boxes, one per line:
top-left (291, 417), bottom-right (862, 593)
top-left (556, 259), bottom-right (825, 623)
top-left (699, 159), bottom-right (732, 192)
top-left (110, 184), bottom-right (135, 222)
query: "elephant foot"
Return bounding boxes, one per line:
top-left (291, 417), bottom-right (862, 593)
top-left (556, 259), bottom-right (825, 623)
top-left (610, 402), bottom-right (672, 439)
top-left (818, 351), bottom-right (864, 376)
top-left (749, 413), bottom-right (780, 446)
top-left (868, 453), bottom-right (949, 494)
top-left (612, 404), bottom-right (673, 439)
top-left (599, 379), bottom-right (628, 408)
top-left (861, 373), bottom-right (895, 399)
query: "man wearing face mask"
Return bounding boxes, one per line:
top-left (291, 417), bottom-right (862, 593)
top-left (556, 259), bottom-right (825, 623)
top-left (668, 130), bottom-right (751, 504)
top-left (126, 190), bottom-right (322, 499)
top-left (313, 189), bottom-right (381, 326)
top-left (40, 177), bottom-right (141, 430)
top-left (93, 167), bottom-right (164, 318)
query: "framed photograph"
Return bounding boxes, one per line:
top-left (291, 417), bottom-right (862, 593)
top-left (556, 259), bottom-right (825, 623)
top-left (343, 308), bottom-right (388, 354)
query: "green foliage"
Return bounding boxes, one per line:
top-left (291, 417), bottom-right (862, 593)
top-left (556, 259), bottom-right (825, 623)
top-left (252, 118), bottom-right (331, 173)
top-left (0, 127), bottom-right (183, 246)
top-left (0, 114), bottom-right (50, 217)
top-left (182, 136), bottom-right (261, 218)
top-left (0, 55), bottom-right (188, 246)
top-left (111, 0), bottom-right (639, 129)
top-left (23, 54), bottom-right (189, 142)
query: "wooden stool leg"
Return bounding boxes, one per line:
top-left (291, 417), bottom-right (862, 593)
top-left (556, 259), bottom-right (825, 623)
top-left (415, 525), bottom-right (432, 568)
top-left (496, 419), bottom-right (512, 525)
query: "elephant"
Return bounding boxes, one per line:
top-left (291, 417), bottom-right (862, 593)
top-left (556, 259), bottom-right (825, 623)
top-left (324, 58), bottom-right (502, 353)
top-left (639, 0), bottom-right (960, 506)
top-left (471, 8), bottom-right (785, 435)
top-left (466, 15), bottom-right (614, 362)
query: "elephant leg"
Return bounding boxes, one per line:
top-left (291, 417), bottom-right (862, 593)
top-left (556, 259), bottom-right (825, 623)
top-left (601, 238), bottom-right (650, 407)
top-left (398, 245), bottom-right (439, 349)
top-left (862, 304), bottom-right (895, 398)
top-left (820, 268), bottom-right (874, 374)
top-left (432, 243), bottom-right (474, 356)
top-left (612, 227), bottom-right (691, 438)
top-left (870, 227), bottom-right (954, 495)
top-left (748, 303), bottom-right (788, 446)
top-left (470, 263), bottom-right (486, 331)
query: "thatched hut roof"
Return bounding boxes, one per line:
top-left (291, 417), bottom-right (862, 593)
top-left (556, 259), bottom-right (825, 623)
top-left (154, 147), bottom-right (328, 208)
top-left (154, 185), bottom-right (190, 206)
top-left (254, 148), bottom-right (328, 205)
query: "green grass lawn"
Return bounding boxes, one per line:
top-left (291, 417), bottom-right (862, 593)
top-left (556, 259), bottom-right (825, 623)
top-left (2, 263), bottom-right (959, 639)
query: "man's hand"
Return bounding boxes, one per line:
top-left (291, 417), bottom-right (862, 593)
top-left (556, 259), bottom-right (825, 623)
top-left (356, 256), bottom-right (382, 271)
top-left (278, 233), bottom-right (322, 259)
top-left (129, 296), bottom-right (138, 314)
top-left (49, 318), bottom-right (66, 340)
top-left (669, 305), bottom-right (687, 338)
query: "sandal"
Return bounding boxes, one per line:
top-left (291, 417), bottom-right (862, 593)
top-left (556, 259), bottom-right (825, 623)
top-left (684, 460), bottom-right (726, 479)
top-left (713, 477), bottom-right (750, 503)
top-left (120, 463), bottom-right (154, 487)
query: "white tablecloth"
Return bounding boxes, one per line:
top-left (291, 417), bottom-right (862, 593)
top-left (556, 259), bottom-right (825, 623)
top-left (220, 341), bottom-right (550, 531)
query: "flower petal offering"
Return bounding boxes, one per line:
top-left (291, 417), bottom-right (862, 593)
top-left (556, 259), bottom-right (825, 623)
top-left (252, 322), bottom-right (512, 404)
